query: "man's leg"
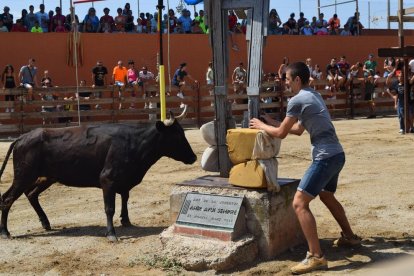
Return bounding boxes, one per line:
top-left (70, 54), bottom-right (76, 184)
top-left (292, 191), bottom-right (322, 257)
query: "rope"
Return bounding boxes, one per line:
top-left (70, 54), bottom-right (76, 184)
top-left (72, 12), bottom-right (81, 126)
top-left (167, 0), bottom-right (172, 93)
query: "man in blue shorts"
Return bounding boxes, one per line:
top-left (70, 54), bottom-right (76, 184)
top-left (250, 61), bottom-right (360, 274)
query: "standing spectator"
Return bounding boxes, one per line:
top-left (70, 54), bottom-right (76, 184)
top-left (149, 12), bottom-right (157, 33)
top-left (346, 12), bottom-right (363, 36)
top-left (91, 60), bottom-right (108, 109)
top-left (0, 20), bottom-right (8, 32)
top-left (99, 7), bottom-right (114, 33)
top-left (125, 10), bottom-right (135, 33)
top-left (83, 7), bottom-right (99, 33)
top-left (232, 62), bottom-right (247, 103)
top-left (137, 12), bottom-right (147, 33)
top-left (122, 3), bottom-right (131, 16)
top-left (297, 12), bottom-right (307, 30)
top-left (228, 10), bottom-right (237, 32)
top-left (195, 10), bottom-right (207, 34)
top-left (19, 9), bottom-right (28, 27)
top-left (127, 60), bottom-right (139, 108)
top-left (310, 16), bottom-right (317, 30)
top-left (328, 14), bottom-right (341, 35)
top-left (145, 13), bottom-right (152, 33)
top-left (167, 9), bottom-right (177, 33)
top-left (249, 62), bottom-right (360, 275)
top-left (206, 62), bottom-right (214, 106)
top-left (1, 64), bottom-right (17, 113)
top-left (178, 9), bottom-right (192, 33)
top-left (363, 54), bottom-right (377, 118)
top-left (0, 6), bottom-right (13, 32)
top-left (138, 66), bottom-right (155, 108)
top-left (25, 5), bottom-right (37, 31)
top-left (55, 19), bottom-right (66, 32)
top-left (161, 14), bottom-right (168, 33)
top-left (172, 62), bottom-right (197, 108)
top-left (48, 10), bottom-right (54, 32)
top-left (36, 4), bottom-right (49, 33)
top-left (112, 60), bottom-right (128, 110)
top-left (115, 8), bottom-right (126, 33)
top-left (65, 8), bottom-right (79, 32)
top-left (268, 9), bottom-right (281, 35)
top-left (19, 58), bottom-right (38, 102)
top-left (387, 71), bottom-right (414, 133)
top-left (11, 19), bottom-right (28, 32)
top-left (408, 58), bottom-right (414, 74)
top-left (337, 56), bottom-right (350, 90)
top-left (52, 7), bottom-right (66, 32)
top-left (30, 20), bottom-right (43, 33)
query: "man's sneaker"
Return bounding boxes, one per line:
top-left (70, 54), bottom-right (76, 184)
top-left (177, 92), bottom-right (184, 99)
top-left (291, 252), bottom-right (328, 275)
top-left (399, 129), bottom-right (405, 135)
top-left (334, 232), bottom-right (362, 247)
top-left (10, 108), bottom-right (14, 112)
top-left (5, 108), bottom-right (9, 113)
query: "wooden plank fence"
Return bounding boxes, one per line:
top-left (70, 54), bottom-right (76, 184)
top-left (0, 78), bottom-right (396, 136)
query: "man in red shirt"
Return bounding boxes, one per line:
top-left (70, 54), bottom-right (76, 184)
top-left (99, 7), bottom-right (114, 33)
top-left (11, 19), bottom-right (28, 32)
top-left (51, 7), bottom-right (66, 32)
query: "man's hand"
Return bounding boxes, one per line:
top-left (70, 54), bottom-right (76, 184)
top-left (249, 118), bottom-right (266, 130)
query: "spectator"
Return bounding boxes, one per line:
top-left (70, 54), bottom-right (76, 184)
top-left (387, 71), bottom-right (414, 133)
top-left (179, 9), bottom-right (192, 33)
top-left (206, 62), bottom-right (214, 105)
top-left (311, 64), bottom-right (323, 80)
top-left (297, 12), bottom-right (307, 30)
top-left (285, 12), bottom-right (297, 34)
top-left (314, 13), bottom-right (328, 35)
top-left (167, 9), bottom-right (177, 33)
top-left (172, 62), bottom-right (197, 108)
top-left (91, 60), bottom-right (108, 109)
top-left (122, 3), bottom-right (131, 16)
top-left (310, 16), bottom-right (317, 30)
top-left (48, 10), bottom-right (54, 32)
top-left (83, 7), bottom-right (99, 33)
top-left (145, 13), bottom-right (152, 33)
top-left (300, 20), bottom-right (313, 35)
top-left (11, 19), bottom-right (28, 32)
top-left (99, 7), bottom-right (114, 33)
top-left (383, 57), bottom-right (396, 77)
top-left (228, 10), bottom-right (237, 33)
top-left (55, 18), bottom-right (66, 32)
top-left (174, 21), bottom-right (184, 34)
top-left (137, 12), bottom-right (146, 33)
top-left (340, 24), bottom-right (352, 36)
top-left (52, 6), bottom-right (66, 32)
top-left (40, 70), bottom-right (58, 117)
top-left (278, 57), bottom-right (289, 81)
top-left (161, 14), bottom-right (168, 33)
top-left (76, 80), bottom-right (92, 121)
top-left (305, 58), bottom-right (313, 74)
top-left (112, 60), bottom-right (128, 110)
top-left (18, 58), bottom-right (38, 102)
top-left (25, 5), bottom-right (37, 31)
top-left (195, 10), bottom-right (207, 34)
top-left (114, 8), bottom-right (126, 33)
top-left (281, 23), bottom-right (290, 35)
top-left (127, 60), bottom-right (139, 108)
top-left (30, 20), bottom-right (43, 33)
top-left (337, 56), bottom-right (350, 90)
top-left (346, 12), bottom-right (363, 36)
top-left (138, 66), bottom-right (155, 108)
top-left (36, 4), bottom-right (49, 32)
top-left (348, 61), bottom-right (364, 98)
top-left (65, 8), bottom-right (79, 31)
top-left (232, 62), bottom-right (247, 103)
top-left (0, 20), bottom-right (8, 32)
top-left (326, 57), bottom-right (340, 96)
top-left (408, 58), bottom-right (414, 74)
top-left (1, 64), bottom-right (17, 113)
top-left (363, 54), bottom-right (377, 117)
top-left (328, 14), bottom-right (340, 35)
top-left (0, 6), bottom-right (13, 31)
top-left (268, 9), bottom-right (281, 35)
top-left (125, 10), bottom-right (135, 33)
top-left (191, 20), bottom-right (204, 34)
top-left (19, 9), bottom-right (28, 27)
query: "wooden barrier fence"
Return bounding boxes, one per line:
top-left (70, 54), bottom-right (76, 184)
top-left (0, 78), bottom-right (396, 136)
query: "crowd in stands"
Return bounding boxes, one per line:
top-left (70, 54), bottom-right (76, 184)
top-left (0, 3), bottom-right (364, 35)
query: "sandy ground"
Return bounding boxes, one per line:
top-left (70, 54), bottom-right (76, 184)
top-left (0, 116), bottom-right (413, 275)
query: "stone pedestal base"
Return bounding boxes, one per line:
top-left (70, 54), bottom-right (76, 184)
top-left (169, 176), bottom-right (304, 260)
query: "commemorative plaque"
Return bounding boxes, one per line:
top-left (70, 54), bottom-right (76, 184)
top-left (176, 193), bottom-right (244, 230)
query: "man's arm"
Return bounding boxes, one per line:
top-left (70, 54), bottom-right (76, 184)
top-left (91, 72), bottom-right (95, 87)
top-left (250, 116), bottom-right (305, 139)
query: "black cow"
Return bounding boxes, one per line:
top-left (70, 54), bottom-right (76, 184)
top-left (0, 111), bottom-right (196, 241)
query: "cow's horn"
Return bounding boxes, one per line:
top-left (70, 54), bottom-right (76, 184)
top-left (175, 104), bottom-right (188, 121)
top-left (163, 110), bottom-right (175, 126)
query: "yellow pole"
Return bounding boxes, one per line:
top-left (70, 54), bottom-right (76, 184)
top-left (159, 65), bottom-right (166, 121)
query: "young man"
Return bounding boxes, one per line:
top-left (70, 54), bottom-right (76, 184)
top-left (232, 62), bottom-right (247, 104)
top-left (18, 58), bottom-right (38, 102)
top-left (172, 62), bottom-right (197, 108)
top-left (138, 66), bottom-right (155, 108)
top-left (250, 61), bottom-right (360, 274)
top-left (92, 60), bottom-right (108, 109)
top-left (112, 60), bottom-right (128, 110)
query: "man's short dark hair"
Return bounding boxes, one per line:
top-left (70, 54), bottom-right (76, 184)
top-left (287, 62), bottom-right (310, 85)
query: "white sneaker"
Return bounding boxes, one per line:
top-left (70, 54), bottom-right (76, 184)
top-left (179, 103), bottom-right (185, 109)
top-left (5, 108), bottom-right (9, 113)
top-left (10, 108), bottom-right (14, 112)
top-left (399, 129), bottom-right (405, 134)
top-left (177, 92), bottom-right (184, 99)
top-left (325, 85), bottom-right (330, 90)
top-left (144, 103), bottom-right (148, 109)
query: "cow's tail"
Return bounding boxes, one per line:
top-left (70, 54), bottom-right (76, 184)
top-left (0, 139), bottom-right (18, 204)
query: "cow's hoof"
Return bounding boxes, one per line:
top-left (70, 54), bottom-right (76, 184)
top-left (121, 220), bottom-right (132, 227)
top-left (41, 221), bottom-right (51, 231)
top-left (107, 235), bottom-right (118, 242)
top-left (1, 231), bottom-right (11, 239)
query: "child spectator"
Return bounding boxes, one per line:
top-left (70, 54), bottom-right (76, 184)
top-left (31, 21), bottom-right (43, 33)
top-left (1, 64), bottom-right (17, 113)
top-left (340, 24), bottom-right (352, 36)
top-left (11, 19), bottom-right (28, 32)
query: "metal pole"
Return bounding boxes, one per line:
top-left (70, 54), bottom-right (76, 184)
top-left (60, 0), bottom-right (62, 10)
top-left (335, 0), bottom-right (337, 14)
top-left (368, 1), bottom-right (370, 29)
top-left (318, 0), bottom-right (321, 17)
top-left (387, 0), bottom-right (390, 29)
top-left (137, 0), bottom-right (140, 18)
top-left (299, 0), bottom-right (301, 13)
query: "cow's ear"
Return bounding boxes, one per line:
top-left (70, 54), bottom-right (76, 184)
top-left (156, 121), bottom-right (167, 132)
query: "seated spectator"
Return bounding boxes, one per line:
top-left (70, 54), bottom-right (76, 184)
top-left (281, 23), bottom-right (290, 35)
top-left (268, 9), bottom-right (281, 35)
top-left (40, 70), bottom-right (57, 114)
top-left (337, 56), bottom-right (350, 90)
top-left (383, 57), bottom-right (396, 77)
top-left (300, 20), bottom-right (313, 35)
top-left (99, 7), bottom-right (114, 33)
top-left (340, 24), bottom-right (352, 36)
top-left (328, 14), bottom-right (340, 35)
top-left (284, 12), bottom-right (297, 34)
top-left (31, 20), bottom-right (43, 33)
top-left (326, 58), bottom-right (340, 95)
top-left (191, 20), bottom-right (204, 34)
top-left (11, 19), bottom-right (28, 32)
top-left (314, 13), bottom-right (328, 35)
top-left (0, 20), bottom-right (8, 32)
top-left (83, 7), bottom-right (99, 33)
top-left (0, 6), bottom-right (13, 31)
top-left (297, 12), bottom-right (307, 30)
top-left (115, 8), bottom-right (126, 33)
top-left (312, 64), bottom-right (323, 80)
top-left (127, 60), bottom-right (138, 108)
top-left (52, 6), bottom-right (66, 32)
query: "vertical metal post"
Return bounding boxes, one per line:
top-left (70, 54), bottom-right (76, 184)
top-left (299, 0), bottom-right (301, 13)
top-left (137, 0), bottom-right (140, 18)
top-left (398, 0), bottom-right (409, 133)
top-left (368, 1), bottom-right (370, 29)
top-left (387, 0), bottom-right (391, 29)
top-left (157, 0), bottom-right (166, 121)
top-left (317, 0), bottom-right (321, 17)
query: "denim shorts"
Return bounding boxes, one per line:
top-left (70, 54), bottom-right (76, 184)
top-left (298, 152), bottom-right (345, 198)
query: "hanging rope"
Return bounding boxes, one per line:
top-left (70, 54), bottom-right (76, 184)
top-left (167, 0), bottom-right (172, 93)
